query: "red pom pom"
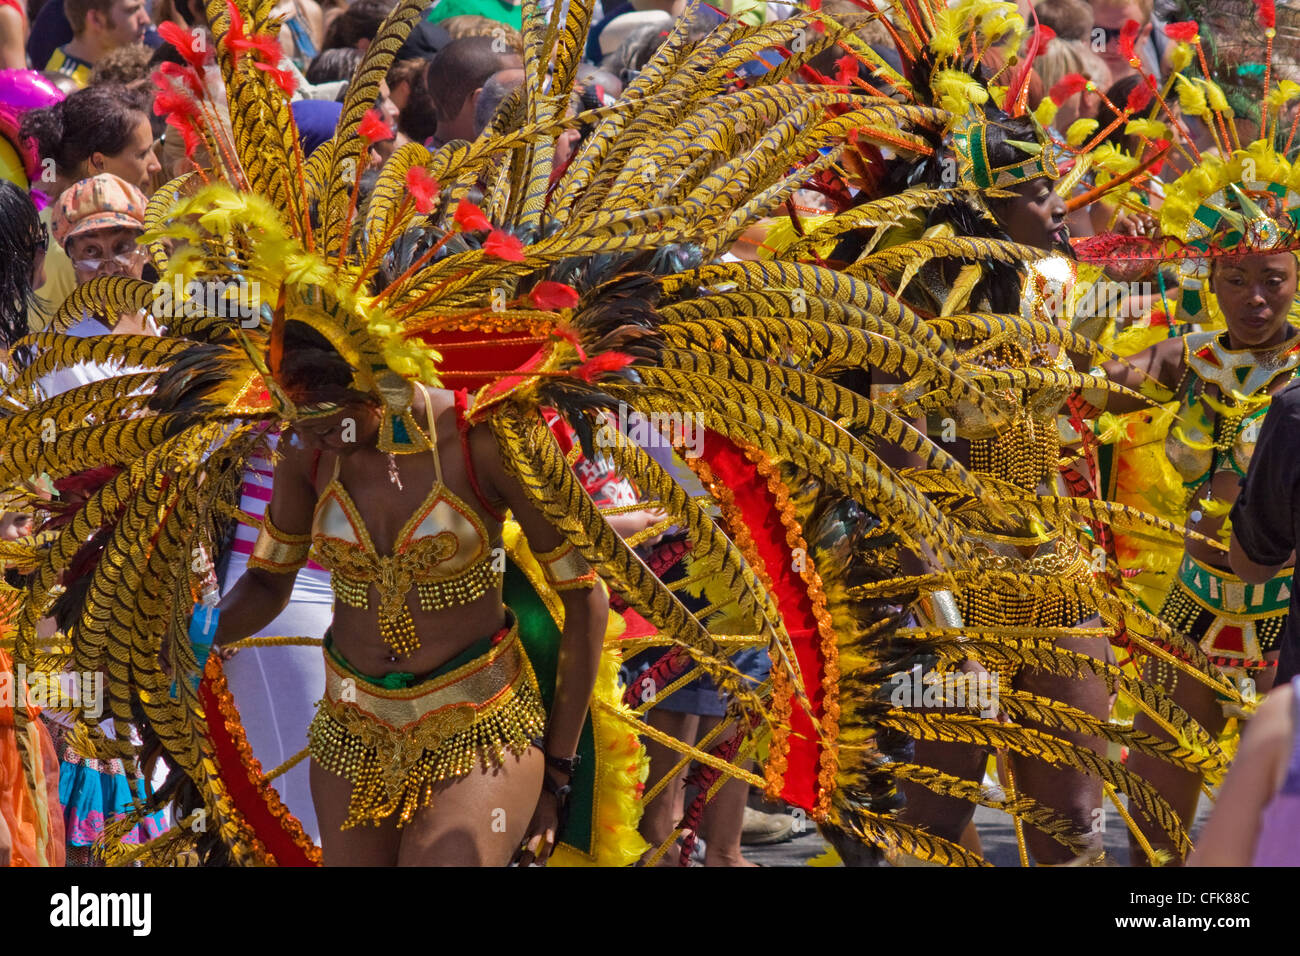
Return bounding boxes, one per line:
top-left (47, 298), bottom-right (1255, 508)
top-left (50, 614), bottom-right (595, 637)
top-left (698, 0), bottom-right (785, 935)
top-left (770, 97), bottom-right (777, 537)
top-left (1049, 73), bottom-right (1088, 106)
top-left (453, 199), bottom-right (492, 232)
top-left (1258, 0), bottom-right (1276, 29)
top-left (1126, 79), bottom-right (1153, 113)
top-left (1163, 21), bottom-right (1199, 43)
top-left (1036, 24), bottom-right (1057, 46)
top-left (358, 109), bottom-right (391, 145)
top-left (405, 167), bottom-right (439, 214)
top-left (483, 229), bottom-right (526, 261)
top-left (529, 281), bottom-right (580, 310)
top-left (834, 54), bottom-right (857, 85)
top-left (1119, 19), bottom-right (1140, 60)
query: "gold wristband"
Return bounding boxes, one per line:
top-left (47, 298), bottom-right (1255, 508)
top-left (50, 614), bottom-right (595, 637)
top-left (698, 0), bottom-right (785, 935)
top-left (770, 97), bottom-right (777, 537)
top-left (915, 589), bottom-right (965, 632)
top-left (248, 513), bottom-right (311, 574)
top-left (535, 540), bottom-right (599, 591)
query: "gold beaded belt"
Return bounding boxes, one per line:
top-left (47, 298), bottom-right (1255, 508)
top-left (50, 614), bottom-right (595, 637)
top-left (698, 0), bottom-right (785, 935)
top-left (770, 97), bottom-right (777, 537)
top-left (308, 620), bottom-right (546, 829)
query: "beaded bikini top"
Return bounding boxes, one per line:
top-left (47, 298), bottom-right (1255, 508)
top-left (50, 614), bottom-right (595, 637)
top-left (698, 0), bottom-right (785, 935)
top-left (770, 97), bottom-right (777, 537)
top-left (311, 385), bottom-right (501, 656)
top-left (1165, 331), bottom-right (1300, 494)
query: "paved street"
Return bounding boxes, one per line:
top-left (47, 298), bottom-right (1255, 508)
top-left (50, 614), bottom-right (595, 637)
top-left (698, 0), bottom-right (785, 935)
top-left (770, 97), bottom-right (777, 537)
top-left (743, 797), bottom-right (1212, 867)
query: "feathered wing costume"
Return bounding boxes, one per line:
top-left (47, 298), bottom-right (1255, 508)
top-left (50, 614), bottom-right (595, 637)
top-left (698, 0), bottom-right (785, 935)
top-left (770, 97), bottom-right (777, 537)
top-left (2, 0), bottom-right (1218, 865)
top-left (755, 0), bottom-right (1240, 863)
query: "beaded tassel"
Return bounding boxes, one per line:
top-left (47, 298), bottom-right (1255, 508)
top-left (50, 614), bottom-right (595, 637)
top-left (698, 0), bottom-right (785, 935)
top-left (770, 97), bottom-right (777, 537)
top-left (308, 678), bottom-right (547, 829)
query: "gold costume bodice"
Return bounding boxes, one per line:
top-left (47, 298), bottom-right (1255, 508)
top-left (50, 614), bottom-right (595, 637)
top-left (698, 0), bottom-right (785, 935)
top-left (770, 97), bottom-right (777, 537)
top-left (311, 385), bottom-right (501, 655)
top-left (1164, 332), bottom-right (1300, 498)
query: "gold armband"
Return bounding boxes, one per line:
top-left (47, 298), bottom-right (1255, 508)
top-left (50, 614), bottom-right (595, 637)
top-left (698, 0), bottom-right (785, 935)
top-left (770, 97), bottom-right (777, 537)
top-left (915, 589), bottom-right (965, 632)
top-left (248, 514), bottom-right (311, 574)
top-left (535, 540), bottom-right (599, 591)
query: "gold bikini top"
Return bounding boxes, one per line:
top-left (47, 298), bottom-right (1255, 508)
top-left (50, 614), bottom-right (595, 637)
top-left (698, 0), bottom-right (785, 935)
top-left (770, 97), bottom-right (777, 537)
top-left (311, 384), bottom-right (501, 656)
top-left (1164, 332), bottom-right (1300, 497)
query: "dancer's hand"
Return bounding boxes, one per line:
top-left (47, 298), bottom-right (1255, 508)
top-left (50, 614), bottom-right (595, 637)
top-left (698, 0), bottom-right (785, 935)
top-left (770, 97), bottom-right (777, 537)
top-left (514, 791), bottom-right (560, 867)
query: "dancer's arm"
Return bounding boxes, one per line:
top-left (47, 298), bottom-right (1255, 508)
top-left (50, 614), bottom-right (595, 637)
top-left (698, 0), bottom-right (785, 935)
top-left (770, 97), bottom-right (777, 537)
top-left (1189, 682), bottom-right (1292, 866)
top-left (469, 423), bottom-right (609, 865)
top-left (1098, 337), bottom-right (1186, 414)
top-left (213, 440), bottom-right (317, 646)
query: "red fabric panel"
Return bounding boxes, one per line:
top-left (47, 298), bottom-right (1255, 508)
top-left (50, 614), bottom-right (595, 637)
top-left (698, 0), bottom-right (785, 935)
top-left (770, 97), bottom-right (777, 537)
top-left (700, 435), bottom-right (823, 812)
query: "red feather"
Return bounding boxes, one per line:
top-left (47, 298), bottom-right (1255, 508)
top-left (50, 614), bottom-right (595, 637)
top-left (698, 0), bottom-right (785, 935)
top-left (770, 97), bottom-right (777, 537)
top-left (530, 281), bottom-right (580, 310)
top-left (483, 229), bottom-right (526, 261)
top-left (1049, 73), bottom-right (1088, 106)
top-left (1258, 0), bottom-right (1276, 29)
top-left (158, 21), bottom-right (210, 70)
top-left (1163, 21), bottom-right (1199, 43)
top-left (1119, 19), bottom-right (1139, 61)
top-left (573, 352), bottom-right (635, 383)
top-left (1126, 79), bottom-right (1153, 113)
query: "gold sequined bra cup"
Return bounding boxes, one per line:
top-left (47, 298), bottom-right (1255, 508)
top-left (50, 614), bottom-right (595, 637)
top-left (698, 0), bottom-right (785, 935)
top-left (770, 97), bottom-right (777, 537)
top-left (311, 385), bottom-right (502, 656)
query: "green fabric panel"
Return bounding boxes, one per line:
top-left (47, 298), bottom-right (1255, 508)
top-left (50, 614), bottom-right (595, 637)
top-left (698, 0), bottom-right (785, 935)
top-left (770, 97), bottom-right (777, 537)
top-left (504, 560), bottom-right (598, 855)
top-left (427, 0), bottom-right (522, 30)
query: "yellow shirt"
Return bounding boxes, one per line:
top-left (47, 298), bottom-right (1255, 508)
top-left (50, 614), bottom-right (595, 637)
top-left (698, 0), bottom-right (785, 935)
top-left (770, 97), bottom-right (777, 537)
top-left (30, 205), bottom-right (74, 332)
top-left (45, 47), bottom-right (93, 88)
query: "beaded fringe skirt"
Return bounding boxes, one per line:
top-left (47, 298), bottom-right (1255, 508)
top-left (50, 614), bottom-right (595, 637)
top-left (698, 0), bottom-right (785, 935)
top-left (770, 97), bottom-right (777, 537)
top-left (955, 538), bottom-right (1095, 685)
top-left (308, 622), bottom-right (547, 829)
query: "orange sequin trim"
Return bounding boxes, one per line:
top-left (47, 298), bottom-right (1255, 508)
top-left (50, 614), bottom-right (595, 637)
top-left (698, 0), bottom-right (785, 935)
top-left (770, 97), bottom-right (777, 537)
top-left (205, 655), bottom-right (323, 865)
top-left (743, 446), bottom-right (841, 822)
top-left (683, 454), bottom-right (792, 801)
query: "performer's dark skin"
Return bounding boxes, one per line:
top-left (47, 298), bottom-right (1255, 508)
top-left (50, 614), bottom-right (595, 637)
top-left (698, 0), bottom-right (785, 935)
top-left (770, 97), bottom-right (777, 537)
top-left (216, 386), bottom-right (608, 866)
top-left (1101, 250), bottom-right (1299, 864)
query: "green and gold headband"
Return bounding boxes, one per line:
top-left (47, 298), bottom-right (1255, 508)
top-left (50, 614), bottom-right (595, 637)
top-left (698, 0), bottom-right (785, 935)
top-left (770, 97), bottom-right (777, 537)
top-left (950, 113), bottom-right (1058, 191)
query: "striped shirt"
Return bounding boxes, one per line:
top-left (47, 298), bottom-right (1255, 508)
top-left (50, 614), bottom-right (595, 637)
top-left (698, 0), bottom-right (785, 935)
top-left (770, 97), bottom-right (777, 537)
top-left (223, 431), bottom-right (333, 604)
top-left (45, 47), bottom-right (93, 88)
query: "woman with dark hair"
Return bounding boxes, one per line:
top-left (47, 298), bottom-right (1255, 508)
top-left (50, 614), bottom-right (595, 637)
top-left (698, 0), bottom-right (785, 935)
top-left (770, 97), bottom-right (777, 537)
top-left (19, 81), bottom-right (160, 194)
top-left (880, 109), bottom-right (1118, 866)
top-left (0, 179), bottom-right (46, 351)
top-left (19, 81), bottom-right (158, 333)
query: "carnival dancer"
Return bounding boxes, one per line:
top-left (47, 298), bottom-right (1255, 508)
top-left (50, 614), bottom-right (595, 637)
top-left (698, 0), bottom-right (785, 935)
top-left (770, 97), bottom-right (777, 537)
top-left (765, 0), bottom-right (1228, 864)
top-left (0, 0), bottom-right (1217, 868)
top-left (1096, 171), bottom-right (1300, 864)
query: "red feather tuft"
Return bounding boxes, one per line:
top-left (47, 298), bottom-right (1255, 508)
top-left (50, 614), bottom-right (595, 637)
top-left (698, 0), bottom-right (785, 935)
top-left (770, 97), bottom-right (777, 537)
top-left (834, 54), bottom-right (857, 85)
top-left (1126, 78), bottom-right (1153, 113)
top-left (1258, 0), bottom-right (1276, 28)
top-left (1049, 73), bottom-right (1088, 106)
top-left (1163, 20), bottom-right (1199, 43)
top-left (483, 229), bottom-right (526, 261)
top-left (453, 199), bottom-right (491, 232)
top-left (573, 352), bottom-right (635, 383)
top-left (158, 21), bottom-right (210, 70)
top-left (530, 281), bottom-right (580, 311)
top-left (1119, 19), bottom-right (1139, 61)
top-left (406, 167), bottom-right (439, 214)
top-left (358, 108), bottom-right (392, 145)
top-left (1037, 24), bottom-right (1057, 46)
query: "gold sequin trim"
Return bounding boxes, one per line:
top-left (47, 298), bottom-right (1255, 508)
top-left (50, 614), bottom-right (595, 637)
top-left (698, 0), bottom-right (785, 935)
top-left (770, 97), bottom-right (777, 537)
top-left (308, 627), bottom-right (547, 828)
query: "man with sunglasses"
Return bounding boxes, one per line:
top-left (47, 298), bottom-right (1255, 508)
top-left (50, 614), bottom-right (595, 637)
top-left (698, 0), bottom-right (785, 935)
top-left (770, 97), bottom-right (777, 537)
top-left (42, 172), bottom-right (157, 396)
top-left (1092, 0), bottom-right (1159, 83)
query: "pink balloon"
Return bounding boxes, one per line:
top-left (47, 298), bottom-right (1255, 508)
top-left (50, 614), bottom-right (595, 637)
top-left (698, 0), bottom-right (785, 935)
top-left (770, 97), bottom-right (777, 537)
top-left (0, 69), bottom-right (65, 118)
top-left (0, 71), bottom-right (64, 187)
